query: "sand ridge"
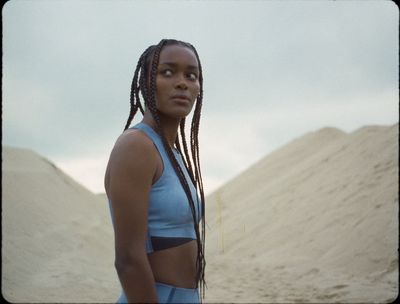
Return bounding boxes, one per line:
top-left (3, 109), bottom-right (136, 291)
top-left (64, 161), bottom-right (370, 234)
top-left (1, 123), bottom-right (398, 303)
top-left (204, 123), bottom-right (398, 303)
top-left (2, 147), bottom-right (120, 302)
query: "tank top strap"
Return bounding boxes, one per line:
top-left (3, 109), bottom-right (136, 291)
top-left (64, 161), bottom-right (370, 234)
top-left (130, 122), bottom-right (167, 157)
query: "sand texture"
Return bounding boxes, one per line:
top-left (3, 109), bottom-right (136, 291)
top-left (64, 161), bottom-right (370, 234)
top-left (2, 147), bottom-right (119, 302)
top-left (2, 123), bottom-right (398, 303)
top-left (204, 124), bottom-right (398, 303)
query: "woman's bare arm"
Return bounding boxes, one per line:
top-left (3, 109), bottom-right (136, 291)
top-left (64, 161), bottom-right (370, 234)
top-left (106, 129), bottom-right (159, 303)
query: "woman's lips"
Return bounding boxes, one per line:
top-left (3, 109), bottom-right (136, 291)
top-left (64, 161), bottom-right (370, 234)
top-left (171, 95), bottom-right (191, 104)
top-left (171, 94), bottom-right (190, 100)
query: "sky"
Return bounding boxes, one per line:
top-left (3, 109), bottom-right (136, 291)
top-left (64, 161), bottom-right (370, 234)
top-left (2, 0), bottom-right (399, 195)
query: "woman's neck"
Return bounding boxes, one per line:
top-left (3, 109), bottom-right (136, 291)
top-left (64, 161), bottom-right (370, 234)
top-left (142, 111), bottom-right (180, 149)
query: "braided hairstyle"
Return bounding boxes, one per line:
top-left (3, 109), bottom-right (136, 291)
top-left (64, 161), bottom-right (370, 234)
top-left (124, 39), bottom-right (206, 298)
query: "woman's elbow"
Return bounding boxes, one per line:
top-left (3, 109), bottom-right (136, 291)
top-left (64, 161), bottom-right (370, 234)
top-left (114, 250), bottom-right (147, 274)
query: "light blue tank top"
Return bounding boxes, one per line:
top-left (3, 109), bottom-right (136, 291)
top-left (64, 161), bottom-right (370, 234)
top-left (108, 122), bottom-right (201, 253)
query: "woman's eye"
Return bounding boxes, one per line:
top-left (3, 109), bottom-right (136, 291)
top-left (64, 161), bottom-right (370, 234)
top-left (161, 69), bottom-right (173, 76)
top-left (187, 73), bottom-right (198, 80)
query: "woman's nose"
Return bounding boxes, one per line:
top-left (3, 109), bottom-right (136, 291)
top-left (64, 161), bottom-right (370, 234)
top-left (175, 74), bottom-right (188, 90)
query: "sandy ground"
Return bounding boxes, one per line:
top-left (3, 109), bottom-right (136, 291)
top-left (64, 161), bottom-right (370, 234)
top-left (203, 124), bottom-right (398, 303)
top-left (2, 123), bottom-right (398, 303)
top-left (2, 147), bottom-right (119, 302)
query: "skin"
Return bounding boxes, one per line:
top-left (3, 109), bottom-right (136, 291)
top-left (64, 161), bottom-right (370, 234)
top-left (104, 44), bottom-right (201, 303)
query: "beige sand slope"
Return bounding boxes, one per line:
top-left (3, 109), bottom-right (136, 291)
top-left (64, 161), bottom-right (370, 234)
top-left (2, 147), bottom-right (120, 302)
top-left (204, 123), bottom-right (398, 303)
top-left (2, 123), bottom-right (398, 303)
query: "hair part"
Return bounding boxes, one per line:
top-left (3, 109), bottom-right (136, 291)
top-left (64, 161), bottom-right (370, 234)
top-left (124, 39), bottom-right (206, 299)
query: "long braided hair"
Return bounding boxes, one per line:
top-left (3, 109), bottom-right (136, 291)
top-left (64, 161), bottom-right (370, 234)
top-left (123, 39), bottom-right (206, 298)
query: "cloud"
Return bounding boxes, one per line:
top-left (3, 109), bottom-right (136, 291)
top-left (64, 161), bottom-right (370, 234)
top-left (2, 0), bottom-right (398, 194)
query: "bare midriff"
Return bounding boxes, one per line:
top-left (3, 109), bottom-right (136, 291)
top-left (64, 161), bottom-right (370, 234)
top-left (147, 239), bottom-right (198, 289)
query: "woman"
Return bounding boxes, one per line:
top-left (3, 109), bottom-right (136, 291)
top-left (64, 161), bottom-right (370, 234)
top-left (104, 39), bottom-right (206, 303)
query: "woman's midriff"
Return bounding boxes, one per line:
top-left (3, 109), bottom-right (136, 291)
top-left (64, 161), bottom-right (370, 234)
top-left (147, 239), bottom-right (198, 289)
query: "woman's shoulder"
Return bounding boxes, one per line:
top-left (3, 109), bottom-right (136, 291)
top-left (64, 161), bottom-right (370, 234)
top-left (110, 128), bottom-right (157, 165)
top-left (105, 128), bottom-right (158, 196)
top-left (115, 129), bottom-right (153, 150)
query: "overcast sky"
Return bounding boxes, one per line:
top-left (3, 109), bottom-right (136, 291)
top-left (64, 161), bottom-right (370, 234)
top-left (3, 0), bottom-right (399, 195)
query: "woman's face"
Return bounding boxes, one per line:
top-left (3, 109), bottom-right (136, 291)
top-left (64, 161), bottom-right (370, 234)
top-left (155, 44), bottom-right (200, 119)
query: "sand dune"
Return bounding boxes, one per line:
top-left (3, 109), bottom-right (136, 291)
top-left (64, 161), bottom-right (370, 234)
top-left (2, 123), bottom-right (398, 303)
top-left (2, 147), bottom-right (119, 302)
top-left (204, 123), bottom-right (398, 303)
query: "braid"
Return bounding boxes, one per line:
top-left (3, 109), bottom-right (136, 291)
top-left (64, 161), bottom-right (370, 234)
top-left (123, 39), bottom-right (206, 300)
top-left (179, 118), bottom-right (195, 183)
top-left (188, 44), bottom-right (207, 297)
top-left (124, 45), bottom-right (155, 131)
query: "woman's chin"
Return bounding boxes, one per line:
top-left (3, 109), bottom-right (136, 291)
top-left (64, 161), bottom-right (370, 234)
top-left (160, 109), bottom-right (193, 119)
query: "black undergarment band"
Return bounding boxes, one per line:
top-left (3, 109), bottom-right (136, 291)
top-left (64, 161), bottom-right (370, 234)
top-left (151, 236), bottom-right (195, 251)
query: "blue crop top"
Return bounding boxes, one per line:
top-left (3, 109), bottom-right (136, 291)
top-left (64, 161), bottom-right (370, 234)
top-left (108, 122), bottom-right (201, 253)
